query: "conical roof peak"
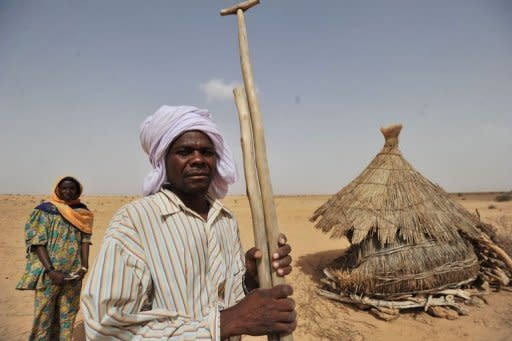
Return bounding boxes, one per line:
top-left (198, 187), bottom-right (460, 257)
top-left (380, 123), bottom-right (402, 151)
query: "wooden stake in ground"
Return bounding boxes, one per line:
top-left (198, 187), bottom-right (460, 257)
top-left (222, 1), bottom-right (293, 340)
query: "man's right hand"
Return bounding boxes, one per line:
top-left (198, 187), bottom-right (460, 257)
top-left (220, 284), bottom-right (297, 338)
top-left (47, 270), bottom-right (68, 285)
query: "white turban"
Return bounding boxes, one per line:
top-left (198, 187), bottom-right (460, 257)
top-left (140, 105), bottom-right (237, 198)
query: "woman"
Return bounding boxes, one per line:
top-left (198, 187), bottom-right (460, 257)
top-left (16, 176), bottom-right (93, 340)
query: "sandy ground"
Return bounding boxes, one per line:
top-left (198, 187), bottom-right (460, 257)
top-left (1, 193), bottom-right (511, 340)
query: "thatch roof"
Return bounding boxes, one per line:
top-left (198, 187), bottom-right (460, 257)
top-left (311, 124), bottom-right (483, 246)
top-left (310, 124), bottom-right (485, 296)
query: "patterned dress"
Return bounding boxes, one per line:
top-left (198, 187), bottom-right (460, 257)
top-left (16, 202), bottom-right (92, 341)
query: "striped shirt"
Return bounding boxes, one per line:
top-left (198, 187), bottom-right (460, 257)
top-left (81, 189), bottom-right (246, 340)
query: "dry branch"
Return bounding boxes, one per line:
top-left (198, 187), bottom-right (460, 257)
top-left (318, 289), bottom-right (468, 316)
top-left (477, 235), bottom-right (512, 271)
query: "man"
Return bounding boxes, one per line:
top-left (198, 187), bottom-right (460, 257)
top-left (82, 105), bottom-right (296, 340)
top-left (17, 176), bottom-right (93, 340)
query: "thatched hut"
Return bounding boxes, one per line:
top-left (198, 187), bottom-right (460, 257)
top-left (310, 124), bottom-right (512, 308)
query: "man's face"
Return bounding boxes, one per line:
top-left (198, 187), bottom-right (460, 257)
top-left (165, 130), bottom-right (217, 197)
top-left (57, 179), bottom-right (80, 202)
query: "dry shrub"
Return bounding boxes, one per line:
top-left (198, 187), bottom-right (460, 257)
top-left (495, 193), bottom-right (512, 202)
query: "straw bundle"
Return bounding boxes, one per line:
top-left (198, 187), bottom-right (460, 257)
top-left (311, 124), bottom-right (510, 298)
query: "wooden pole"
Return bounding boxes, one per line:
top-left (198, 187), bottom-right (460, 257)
top-left (221, 2), bottom-right (293, 340)
top-left (235, 10), bottom-right (293, 341)
top-left (233, 87), bottom-right (272, 290)
top-left (234, 7), bottom-right (285, 289)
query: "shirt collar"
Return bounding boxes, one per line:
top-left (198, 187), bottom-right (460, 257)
top-left (156, 188), bottom-right (233, 218)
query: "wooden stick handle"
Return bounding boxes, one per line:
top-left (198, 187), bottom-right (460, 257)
top-left (235, 10), bottom-right (294, 341)
top-left (233, 87), bottom-right (272, 290)
top-left (220, 0), bottom-right (260, 16)
top-left (228, 7), bottom-right (294, 341)
top-left (236, 7), bottom-right (285, 288)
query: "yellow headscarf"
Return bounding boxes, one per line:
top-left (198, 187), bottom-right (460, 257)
top-left (50, 176), bottom-right (94, 234)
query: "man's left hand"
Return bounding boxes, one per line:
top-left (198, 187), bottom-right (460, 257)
top-left (245, 233), bottom-right (292, 291)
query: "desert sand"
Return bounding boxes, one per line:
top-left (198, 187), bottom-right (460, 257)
top-left (1, 193), bottom-right (511, 340)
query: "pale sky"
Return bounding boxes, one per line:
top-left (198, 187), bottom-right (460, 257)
top-left (1, 0), bottom-right (511, 195)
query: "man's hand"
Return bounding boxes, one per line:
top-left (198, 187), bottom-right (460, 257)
top-left (245, 233), bottom-right (292, 290)
top-left (220, 284), bottom-right (297, 338)
top-left (47, 270), bottom-right (68, 285)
